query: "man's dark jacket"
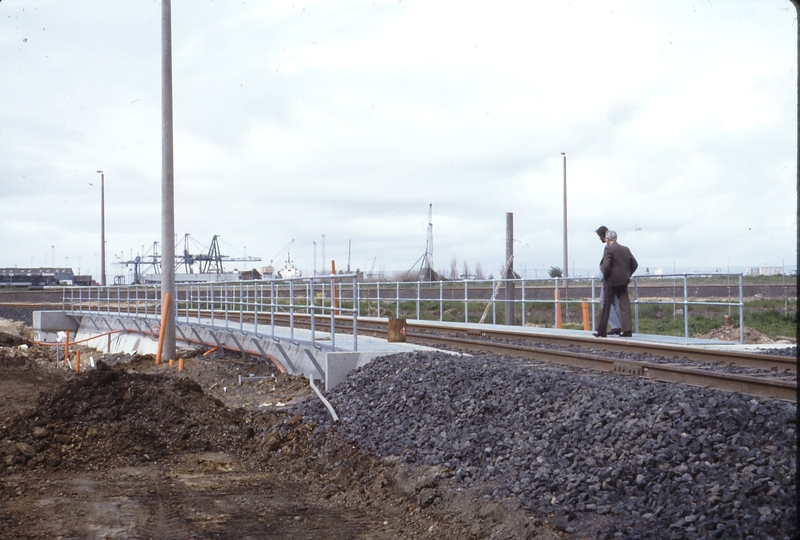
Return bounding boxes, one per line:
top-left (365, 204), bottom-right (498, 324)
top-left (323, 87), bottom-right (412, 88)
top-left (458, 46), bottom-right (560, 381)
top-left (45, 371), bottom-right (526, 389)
top-left (600, 241), bottom-right (638, 286)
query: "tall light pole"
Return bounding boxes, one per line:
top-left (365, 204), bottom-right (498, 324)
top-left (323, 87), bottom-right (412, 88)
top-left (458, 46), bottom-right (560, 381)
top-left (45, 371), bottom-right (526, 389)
top-left (96, 170), bottom-right (106, 286)
top-left (561, 152), bottom-right (568, 278)
top-left (161, 0), bottom-right (177, 361)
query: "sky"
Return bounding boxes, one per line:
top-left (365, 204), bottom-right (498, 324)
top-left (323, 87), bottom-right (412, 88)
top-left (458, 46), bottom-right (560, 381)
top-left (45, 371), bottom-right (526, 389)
top-left (0, 0), bottom-right (797, 282)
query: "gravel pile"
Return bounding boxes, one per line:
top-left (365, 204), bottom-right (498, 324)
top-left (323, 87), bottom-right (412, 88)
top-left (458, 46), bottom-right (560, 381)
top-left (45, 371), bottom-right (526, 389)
top-left (301, 351), bottom-right (797, 540)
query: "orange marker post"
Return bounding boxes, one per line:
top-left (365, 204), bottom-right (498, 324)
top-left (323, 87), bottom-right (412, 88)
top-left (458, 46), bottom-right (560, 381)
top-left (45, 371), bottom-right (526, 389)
top-left (555, 290), bottom-right (562, 329)
top-left (178, 357), bottom-right (185, 372)
top-left (582, 302), bottom-right (590, 331)
top-left (156, 292), bottom-right (172, 365)
top-left (75, 350), bottom-right (81, 372)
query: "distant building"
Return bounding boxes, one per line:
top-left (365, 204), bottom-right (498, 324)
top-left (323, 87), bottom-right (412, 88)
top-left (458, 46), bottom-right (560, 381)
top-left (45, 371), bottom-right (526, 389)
top-left (746, 266), bottom-right (783, 277)
top-left (0, 268), bottom-right (79, 288)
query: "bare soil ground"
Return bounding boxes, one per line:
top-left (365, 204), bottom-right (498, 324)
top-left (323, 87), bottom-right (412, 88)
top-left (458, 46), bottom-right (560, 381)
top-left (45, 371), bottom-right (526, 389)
top-left (0, 320), bottom-right (566, 540)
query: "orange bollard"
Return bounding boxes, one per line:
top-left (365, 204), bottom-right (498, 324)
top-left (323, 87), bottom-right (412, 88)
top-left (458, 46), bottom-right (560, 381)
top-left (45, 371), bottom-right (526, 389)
top-left (64, 330), bottom-right (70, 367)
top-left (75, 350), bottom-right (81, 372)
top-left (156, 292), bottom-right (171, 365)
top-left (555, 290), bottom-right (562, 329)
top-left (582, 302), bottom-right (590, 331)
top-left (168, 359), bottom-right (174, 366)
top-left (178, 357), bottom-right (185, 372)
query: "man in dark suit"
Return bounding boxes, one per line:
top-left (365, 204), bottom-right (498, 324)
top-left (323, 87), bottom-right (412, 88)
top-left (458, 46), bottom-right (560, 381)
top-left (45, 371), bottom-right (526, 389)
top-left (594, 230), bottom-right (638, 338)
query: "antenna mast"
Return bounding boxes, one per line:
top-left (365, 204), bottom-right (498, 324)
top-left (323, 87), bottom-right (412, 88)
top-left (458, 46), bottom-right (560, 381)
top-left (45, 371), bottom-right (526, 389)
top-left (420, 204), bottom-right (434, 281)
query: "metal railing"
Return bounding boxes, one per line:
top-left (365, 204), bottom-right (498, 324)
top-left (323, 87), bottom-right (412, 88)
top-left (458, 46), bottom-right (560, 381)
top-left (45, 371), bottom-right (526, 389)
top-left (63, 274), bottom-right (361, 351)
top-left (62, 273), bottom-right (748, 344)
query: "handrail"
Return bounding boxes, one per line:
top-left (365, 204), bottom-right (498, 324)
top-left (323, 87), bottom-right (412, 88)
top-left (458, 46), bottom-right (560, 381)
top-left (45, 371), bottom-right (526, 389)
top-left (61, 273), bottom-right (751, 344)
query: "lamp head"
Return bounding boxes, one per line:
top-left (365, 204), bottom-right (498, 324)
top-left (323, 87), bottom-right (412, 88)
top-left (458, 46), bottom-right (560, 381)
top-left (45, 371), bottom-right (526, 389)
top-left (96, 170), bottom-right (103, 174)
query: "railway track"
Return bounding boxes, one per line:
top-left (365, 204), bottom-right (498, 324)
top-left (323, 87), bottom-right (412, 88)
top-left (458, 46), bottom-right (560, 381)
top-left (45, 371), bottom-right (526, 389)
top-left (263, 313), bottom-right (797, 401)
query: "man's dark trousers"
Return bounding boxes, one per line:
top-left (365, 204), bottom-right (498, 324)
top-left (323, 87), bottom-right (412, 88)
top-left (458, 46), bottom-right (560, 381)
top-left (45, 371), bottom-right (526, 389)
top-left (596, 281), bottom-right (632, 335)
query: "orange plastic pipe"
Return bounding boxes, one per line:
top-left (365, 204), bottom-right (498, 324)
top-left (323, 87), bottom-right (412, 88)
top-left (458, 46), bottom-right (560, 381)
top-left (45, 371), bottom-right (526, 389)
top-left (555, 290), bottom-right (562, 329)
top-left (75, 350), bottom-right (81, 372)
top-left (178, 357), bottom-right (185, 371)
top-left (582, 302), bottom-right (590, 331)
top-left (156, 292), bottom-right (171, 365)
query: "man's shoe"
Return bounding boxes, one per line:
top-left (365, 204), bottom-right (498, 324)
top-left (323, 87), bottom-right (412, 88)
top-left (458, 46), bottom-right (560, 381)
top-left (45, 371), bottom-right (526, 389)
top-left (620, 331), bottom-right (633, 337)
top-left (592, 332), bottom-right (607, 338)
top-left (608, 328), bottom-right (622, 335)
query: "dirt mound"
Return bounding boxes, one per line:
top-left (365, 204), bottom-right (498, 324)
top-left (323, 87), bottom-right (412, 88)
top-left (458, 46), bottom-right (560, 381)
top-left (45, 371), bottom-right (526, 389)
top-left (1, 359), bottom-right (274, 473)
top-left (695, 315), bottom-right (774, 344)
top-left (0, 317), bottom-right (33, 339)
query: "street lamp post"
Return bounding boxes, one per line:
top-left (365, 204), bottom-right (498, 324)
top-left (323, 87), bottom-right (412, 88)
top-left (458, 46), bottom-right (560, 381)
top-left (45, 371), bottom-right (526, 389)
top-left (561, 152), bottom-right (568, 278)
top-left (96, 170), bottom-right (106, 286)
top-left (161, 0), bottom-right (177, 362)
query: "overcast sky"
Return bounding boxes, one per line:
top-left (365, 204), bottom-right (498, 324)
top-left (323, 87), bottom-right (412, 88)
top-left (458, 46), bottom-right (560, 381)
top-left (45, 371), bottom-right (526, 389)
top-left (1, 0), bottom-right (797, 281)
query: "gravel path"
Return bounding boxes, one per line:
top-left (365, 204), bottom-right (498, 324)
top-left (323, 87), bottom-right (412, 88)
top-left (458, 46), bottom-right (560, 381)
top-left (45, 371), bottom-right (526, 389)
top-left (301, 351), bottom-right (796, 540)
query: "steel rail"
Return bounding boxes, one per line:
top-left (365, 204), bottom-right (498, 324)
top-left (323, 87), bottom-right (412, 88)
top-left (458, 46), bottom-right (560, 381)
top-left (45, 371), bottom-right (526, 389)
top-left (403, 333), bottom-right (797, 402)
top-left (259, 313), bottom-right (796, 373)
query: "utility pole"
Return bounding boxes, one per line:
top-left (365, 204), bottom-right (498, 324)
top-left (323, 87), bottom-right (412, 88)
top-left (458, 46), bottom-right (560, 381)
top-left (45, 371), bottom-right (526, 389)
top-left (561, 152), bottom-right (568, 278)
top-left (161, 0), bottom-right (176, 361)
top-left (347, 240), bottom-right (351, 273)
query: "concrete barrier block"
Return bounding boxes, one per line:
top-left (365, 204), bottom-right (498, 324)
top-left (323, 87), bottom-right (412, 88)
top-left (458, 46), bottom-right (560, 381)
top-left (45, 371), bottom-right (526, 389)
top-left (325, 352), bottom-right (361, 391)
top-left (33, 311), bottom-right (80, 332)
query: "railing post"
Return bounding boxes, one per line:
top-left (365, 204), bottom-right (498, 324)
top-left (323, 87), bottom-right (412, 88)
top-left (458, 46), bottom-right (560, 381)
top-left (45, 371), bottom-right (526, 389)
top-left (210, 284), bottom-right (215, 329)
top-left (239, 281), bottom-right (244, 332)
top-left (464, 280), bottom-right (468, 323)
top-left (396, 281), bottom-right (400, 319)
top-left (683, 275), bottom-right (689, 339)
top-left (289, 279), bottom-right (295, 342)
top-left (521, 279), bottom-right (526, 326)
top-left (352, 275), bottom-right (358, 351)
top-left (439, 281), bottom-right (443, 322)
top-left (377, 282), bottom-right (381, 318)
top-left (329, 276), bottom-right (336, 350)
top-left (633, 277), bottom-right (639, 334)
top-left (224, 281), bottom-right (229, 330)
top-left (254, 283), bottom-right (259, 335)
top-left (492, 278), bottom-right (497, 325)
top-left (416, 282), bottom-right (421, 320)
top-left (738, 274), bottom-right (744, 344)
top-left (357, 282), bottom-right (361, 317)
top-left (270, 281), bottom-right (275, 340)
top-left (310, 278), bottom-right (316, 348)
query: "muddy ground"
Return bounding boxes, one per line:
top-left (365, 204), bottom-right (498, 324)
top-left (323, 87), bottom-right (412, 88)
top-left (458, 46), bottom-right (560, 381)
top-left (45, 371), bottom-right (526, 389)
top-left (0, 321), bottom-right (566, 540)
